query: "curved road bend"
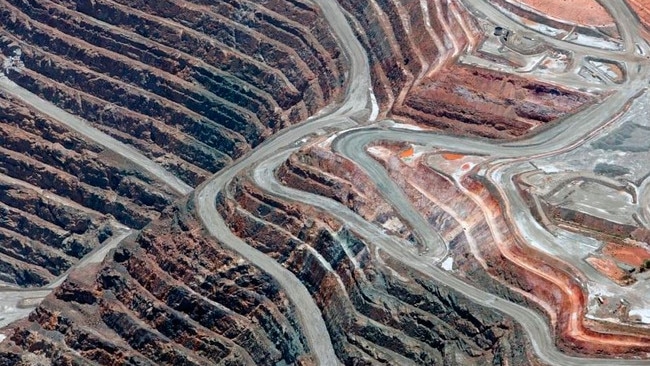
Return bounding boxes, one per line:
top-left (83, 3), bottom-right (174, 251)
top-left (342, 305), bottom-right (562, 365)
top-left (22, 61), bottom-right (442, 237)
top-left (261, 1), bottom-right (649, 360)
top-left (256, 143), bottom-right (650, 366)
top-left (197, 0), bottom-right (650, 364)
top-left (193, 0), bottom-right (375, 363)
top-left (331, 70), bottom-right (647, 261)
top-left (0, 0), bottom-right (644, 363)
top-left (461, 0), bottom-right (644, 59)
top-left (330, 69), bottom-right (646, 288)
top-left (332, 136), bottom-right (448, 260)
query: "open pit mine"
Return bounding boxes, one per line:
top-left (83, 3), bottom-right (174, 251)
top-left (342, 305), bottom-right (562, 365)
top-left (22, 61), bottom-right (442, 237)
top-left (1, 0), bottom-right (650, 365)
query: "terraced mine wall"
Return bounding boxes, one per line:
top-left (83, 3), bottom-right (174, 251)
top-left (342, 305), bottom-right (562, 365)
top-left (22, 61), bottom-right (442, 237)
top-left (3, 168), bottom-right (534, 365)
top-left (277, 144), bottom-right (411, 240)
top-left (373, 143), bottom-right (650, 356)
top-left (338, 0), bottom-right (595, 138)
top-left (0, 0), bottom-right (345, 186)
top-left (542, 204), bottom-right (638, 239)
top-left (278, 138), bottom-right (650, 358)
top-left (0, 201), bottom-right (317, 365)
top-left (214, 175), bottom-right (536, 365)
top-left (473, 173), bottom-right (650, 356)
top-left (337, 0), bottom-right (463, 107)
top-left (514, 172), bottom-right (643, 238)
top-left (0, 0), bottom-right (346, 288)
top-left (0, 0), bottom-right (633, 363)
top-left (400, 65), bottom-right (594, 138)
top-left (0, 92), bottom-right (178, 287)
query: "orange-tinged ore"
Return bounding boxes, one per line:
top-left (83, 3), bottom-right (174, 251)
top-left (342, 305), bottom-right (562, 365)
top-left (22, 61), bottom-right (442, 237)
top-left (441, 153), bottom-right (464, 161)
top-left (586, 256), bottom-right (632, 285)
top-left (514, 0), bottom-right (615, 26)
top-left (602, 242), bottom-right (650, 268)
top-left (399, 146), bottom-right (415, 158)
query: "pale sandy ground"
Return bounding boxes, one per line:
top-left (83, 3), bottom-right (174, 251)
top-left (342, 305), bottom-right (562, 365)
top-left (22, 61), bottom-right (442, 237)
top-left (515, 0), bottom-right (614, 26)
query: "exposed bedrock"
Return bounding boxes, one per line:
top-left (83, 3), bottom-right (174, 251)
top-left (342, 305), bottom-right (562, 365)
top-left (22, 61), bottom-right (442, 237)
top-left (339, 0), bottom-right (595, 138)
top-left (627, 0), bottom-right (650, 32)
top-left (478, 174), bottom-right (650, 355)
top-left (276, 139), bottom-right (650, 358)
top-left (0, 0), bottom-right (345, 186)
top-left (213, 173), bottom-right (537, 365)
top-left (365, 143), bottom-right (650, 357)
top-left (0, 93), bottom-right (175, 287)
top-left (0, 200), bottom-right (314, 365)
top-left (277, 143), bottom-right (411, 239)
top-left (541, 202), bottom-right (638, 239)
top-left (400, 65), bottom-right (595, 139)
top-left (338, 0), bottom-right (477, 106)
top-left (0, 0), bottom-right (348, 292)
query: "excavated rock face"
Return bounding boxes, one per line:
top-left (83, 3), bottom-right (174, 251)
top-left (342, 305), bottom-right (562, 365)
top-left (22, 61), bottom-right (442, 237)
top-left (0, 201), bottom-right (313, 365)
top-left (215, 174), bottom-right (536, 365)
top-left (274, 137), bottom-right (650, 359)
top-left (400, 65), bottom-right (593, 138)
top-left (0, 0), bottom-right (633, 364)
top-left (0, 0), bottom-right (345, 185)
top-left (0, 93), bottom-right (176, 287)
top-left (339, 0), bottom-right (595, 137)
top-left (0, 0), bottom-right (345, 288)
top-left (628, 0), bottom-right (650, 30)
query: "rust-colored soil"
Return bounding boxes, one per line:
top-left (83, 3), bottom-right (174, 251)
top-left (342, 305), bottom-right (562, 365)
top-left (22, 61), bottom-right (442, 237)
top-left (514, 0), bottom-right (614, 26)
top-left (602, 242), bottom-right (650, 267)
top-left (376, 151), bottom-right (650, 355)
top-left (400, 65), bottom-right (593, 139)
top-left (586, 256), bottom-right (632, 285)
top-left (442, 153), bottom-right (464, 161)
top-left (399, 146), bottom-right (415, 158)
top-left (627, 0), bottom-right (650, 30)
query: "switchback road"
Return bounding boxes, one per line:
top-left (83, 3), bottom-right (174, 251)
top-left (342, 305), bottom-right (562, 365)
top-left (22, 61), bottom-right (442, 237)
top-left (197, 0), bottom-right (650, 364)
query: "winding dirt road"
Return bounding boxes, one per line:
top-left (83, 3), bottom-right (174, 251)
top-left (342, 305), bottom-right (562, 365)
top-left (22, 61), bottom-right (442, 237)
top-left (193, 0), bottom-right (374, 362)
top-left (1, 0), bottom-right (646, 364)
top-left (254, 145), bottom-right (650, 366)
top-left (195, 0), bottom-right (650, 365)
top-left (0, 76), bottom-right (193, 196)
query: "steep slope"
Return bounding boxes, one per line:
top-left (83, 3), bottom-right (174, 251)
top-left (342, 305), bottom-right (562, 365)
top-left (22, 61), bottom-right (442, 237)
top-left (0, 0), bottom-right (346, 287)
top-left (0, 201), bottom-right (314, 365)
top-left (278, 137), bottom-right (650, 358)
top-left (0, 92), bottom-right (176, 287)
top-left (0, 0), bottom-right (345, 185)
top-left (339, 0), bottom-right (596, 138)
top-left (215, 174), bottom-right (537, 365)
top-left (627, 0), bottom-right (650, 30)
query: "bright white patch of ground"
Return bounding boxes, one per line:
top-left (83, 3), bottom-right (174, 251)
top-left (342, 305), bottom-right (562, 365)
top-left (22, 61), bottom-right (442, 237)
top-left (369, 89), bottom-right (379, 122)
top-left (441, 257), bottom-right (454, 271)
top-left (318, 132), bottom-right (340, 148)
top-left (366, 146), bottom-right (391, 160)
top-left (390, 122), bottom-right (424, 131)
top-left (629, 308), bottom-right (650, 323)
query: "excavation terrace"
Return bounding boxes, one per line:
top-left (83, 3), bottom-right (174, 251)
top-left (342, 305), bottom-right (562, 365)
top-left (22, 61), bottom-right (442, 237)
top-left (1, 0), bottom-right (650, 365)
